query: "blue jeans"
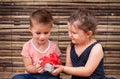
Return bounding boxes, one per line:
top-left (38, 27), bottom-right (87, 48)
top-left (12, 72), bottom-right (60, 79)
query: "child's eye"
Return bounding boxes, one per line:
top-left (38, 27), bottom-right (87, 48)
top-left (36, 32), bottom-right (41, 35)
top-left (44, 32), bottom-right (49, 34)
top-left (72, 32), bottom-right (76, 34)
top-left (70, 31), bottom-right (76, 35)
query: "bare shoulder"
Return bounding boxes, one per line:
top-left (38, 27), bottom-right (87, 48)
top-left (67, 44), bottom-right (71, 49)
top-left (93, 42), bottom-right (103, 50)
top-left (66, 44), bottom-right (71, 56)
top-left (66, 44), bottom-right (71, 52)
top-left (90, 42), bottom-right (104, 56)
top-left (66, 44), bottom-right (72, 66)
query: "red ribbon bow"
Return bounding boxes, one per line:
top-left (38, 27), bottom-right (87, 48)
top-left (39, 53), bottom-right (61, 67)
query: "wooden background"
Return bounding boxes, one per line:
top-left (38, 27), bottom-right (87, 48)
top-left (0, 0), bottom-right (120, 79)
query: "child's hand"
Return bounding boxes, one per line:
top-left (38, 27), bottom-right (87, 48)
top-left (36, 65), bottom-right (44, 73)
top-left (36, 61), bottom-right (44, 73)
top-left (51, 65), bottom-right (63, 76)
top-left (37, 66), bottom-right (44, 73)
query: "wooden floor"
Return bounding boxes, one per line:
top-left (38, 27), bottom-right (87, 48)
top-left (0, 0), bottom-right (120, 79)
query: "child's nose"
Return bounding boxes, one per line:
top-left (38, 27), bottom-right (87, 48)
top-left (39, 34), bottom-right (45, 39)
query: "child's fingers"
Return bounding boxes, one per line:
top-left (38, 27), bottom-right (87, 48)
top-left (37, 67), bottom-right (44, 73)
top-left (51, 69), bottom-right (59, 76)
top-left (54, 65), bottom-right (60, 68)
top-left (38, 68), bottom-right (44, 73)
top-left (37, 67), bottom-right (43, 71)
top-left (51, 66), bottom-right (63, 76)
top-left (36, 63), bottom-right (40, 68)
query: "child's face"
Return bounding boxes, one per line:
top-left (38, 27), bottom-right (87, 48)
top-left (29, 23), bottom-right (51, 45)
top-left (68, 23), bottom-right (90, 45)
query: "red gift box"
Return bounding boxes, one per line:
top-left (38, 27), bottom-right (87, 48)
top-left (39, 53), bottom-right (61, 67)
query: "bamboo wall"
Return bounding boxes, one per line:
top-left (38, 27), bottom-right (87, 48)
top-left (0, 0), bottom-right (120, 79)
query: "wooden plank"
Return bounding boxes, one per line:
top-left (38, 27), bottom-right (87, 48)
top-left (0, 0), bottom-right (120, 2)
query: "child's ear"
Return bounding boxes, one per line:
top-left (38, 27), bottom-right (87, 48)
top-left (29, 26), bottom-right (32, 32)
top-left (87, 31), bottom-right (93, 37)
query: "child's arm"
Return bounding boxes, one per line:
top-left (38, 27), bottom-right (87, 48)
top-left (62, 43), bottom-right (104, 76)
top-left (51, 45), bottom-right (72, 76)
top-left (65, 45), bottom-right (72, 66)
top-left (23, 56), bottom-right (44, 74)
